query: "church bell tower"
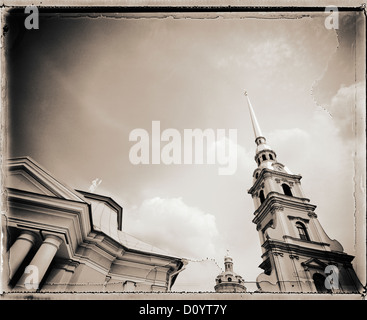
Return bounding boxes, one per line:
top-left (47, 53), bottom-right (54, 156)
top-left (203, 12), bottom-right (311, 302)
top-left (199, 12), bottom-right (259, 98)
top-left (244, 92), bottom-right (362, 293)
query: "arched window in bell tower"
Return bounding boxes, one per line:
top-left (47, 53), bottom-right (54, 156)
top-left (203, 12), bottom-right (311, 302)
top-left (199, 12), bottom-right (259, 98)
top-left (296, 222), bottom-right (310, 241)
top-left (259, 190), bottom-right (265, 204)
top-left (257, 158), bottom-right (261, 165)
top-left (269, 154), bottom-right (273, 160)
top-left (262, 154), bottom-right (267, 161)
top-left (313, 273), bottom-right (328, 293)
top-left (281, 183), bottom-right (293, 197)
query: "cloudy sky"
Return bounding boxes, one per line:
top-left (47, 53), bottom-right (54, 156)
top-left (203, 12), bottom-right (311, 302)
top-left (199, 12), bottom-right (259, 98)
top-left (5, 9), bottom-right (365, 291)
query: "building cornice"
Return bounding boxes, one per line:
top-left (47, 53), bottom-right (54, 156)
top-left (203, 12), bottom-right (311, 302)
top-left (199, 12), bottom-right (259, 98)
top-left (261, 239), bottom-right (355, 265)
top-left (281, 235), bottom-right (329, 247)
top-left (252, 192), bottom-right (316, 225)
top-left (76, 190), bottom-right (123, 231)
top-left (7, 188), bottom-right (92, 249)
top-left (248, 168), bottom-right (302, 194)
top-left (7, 157), bottom-right (86, 202)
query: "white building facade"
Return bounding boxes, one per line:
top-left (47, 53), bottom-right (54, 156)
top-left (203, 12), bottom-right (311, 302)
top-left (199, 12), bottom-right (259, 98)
top-left (2, 157), bottom-right (185, 293)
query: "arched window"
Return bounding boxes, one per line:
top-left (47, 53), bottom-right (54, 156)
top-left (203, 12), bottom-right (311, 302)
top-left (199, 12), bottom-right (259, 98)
top-left (259, 190), bottom-right (266, 204)
top-left (262, 154), bottom-right (267, 161)
top-left (296, 222), bottom-right (310, 241)
top-left (313, 273), bottom-right (329, 293)
top-left (281, 183), bottom-right (293, 196)
top-left (255, 172), bottom-right (259, 179)
top-left (269, 154), bottom-right (273, 160)
top-left (257, 158), bottom-right (261, 165)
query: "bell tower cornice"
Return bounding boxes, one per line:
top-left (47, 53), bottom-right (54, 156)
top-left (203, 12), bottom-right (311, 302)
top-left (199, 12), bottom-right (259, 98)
top-left (248, 168), bottom-right (302, 195)
top-left (251, 192), bottom-right (316, 225)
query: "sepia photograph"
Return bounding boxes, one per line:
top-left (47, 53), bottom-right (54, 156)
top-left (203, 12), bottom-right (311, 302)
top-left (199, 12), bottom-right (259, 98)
top-left (0, 1), bottom-right (366, 304)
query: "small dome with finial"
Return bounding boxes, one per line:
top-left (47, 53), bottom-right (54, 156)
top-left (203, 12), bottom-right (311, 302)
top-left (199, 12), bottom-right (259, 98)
top-left (214, 252), bottom-right (246, 293)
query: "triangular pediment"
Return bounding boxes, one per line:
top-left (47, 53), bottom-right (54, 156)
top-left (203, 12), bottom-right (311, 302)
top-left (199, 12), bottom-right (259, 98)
top-left (6, 157), bottom-right (85, 202)
top-left (302, 258), bottom-right (327, 270)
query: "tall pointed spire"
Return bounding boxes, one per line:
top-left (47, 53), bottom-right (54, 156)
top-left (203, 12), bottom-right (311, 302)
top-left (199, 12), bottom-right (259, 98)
top-left (244, 90), bottom-right (278, 169)
top-left (244, 91), bottom-right (263, 140)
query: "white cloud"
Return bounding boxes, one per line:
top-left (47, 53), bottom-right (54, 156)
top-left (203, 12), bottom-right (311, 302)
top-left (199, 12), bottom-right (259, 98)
top-left (126, 197), bottom-right (221, 260)
top-left (267, 128), bottom-right (311, 169)
top-left (327, 81), bottom-right (365, 142)
top-left (211, 135), bottom-right (254, 177)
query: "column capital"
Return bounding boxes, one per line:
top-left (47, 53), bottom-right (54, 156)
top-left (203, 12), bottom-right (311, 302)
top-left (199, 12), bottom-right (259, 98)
top-left (17, 231), bottom-right (38, 246)
top-left (43, 234), bottom-right (63, 250)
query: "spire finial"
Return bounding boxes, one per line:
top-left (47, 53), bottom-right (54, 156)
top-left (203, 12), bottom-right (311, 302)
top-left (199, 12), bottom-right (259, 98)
top-left (244, 91), bottom-right (263, 139)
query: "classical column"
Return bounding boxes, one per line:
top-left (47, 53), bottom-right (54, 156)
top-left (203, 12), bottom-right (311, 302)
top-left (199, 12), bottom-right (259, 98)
top-left (7, 231), bottom-right (37, 280)
top-left (16, 235), bottom-right (63, 290)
